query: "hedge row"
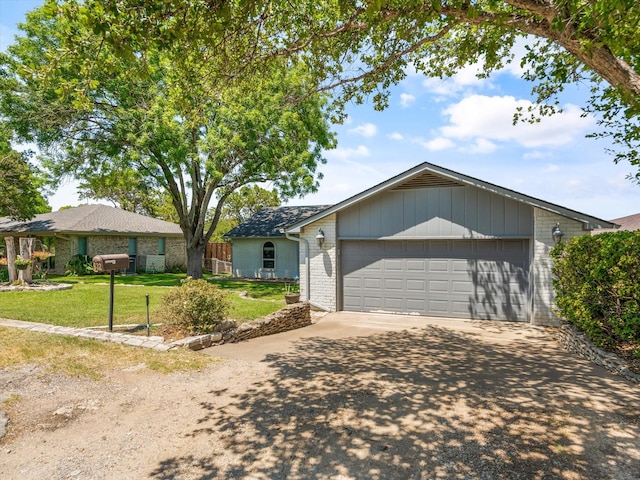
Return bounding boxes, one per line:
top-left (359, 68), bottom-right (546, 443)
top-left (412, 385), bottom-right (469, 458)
top-left (550, 231), bottom-right (640, 348)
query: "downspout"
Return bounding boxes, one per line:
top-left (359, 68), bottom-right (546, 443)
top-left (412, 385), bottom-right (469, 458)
top-left (283, 230), bottom-right (310, 302)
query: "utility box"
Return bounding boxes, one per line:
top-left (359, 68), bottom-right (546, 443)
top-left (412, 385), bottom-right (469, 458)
top-left (93, 254), bottom-right (130, 272)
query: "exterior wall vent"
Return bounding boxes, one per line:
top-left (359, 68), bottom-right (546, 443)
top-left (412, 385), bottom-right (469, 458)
top-left (392, 172), bottom-right (465, 190)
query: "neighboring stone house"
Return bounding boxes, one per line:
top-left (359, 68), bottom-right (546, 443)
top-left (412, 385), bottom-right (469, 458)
top-left (0, 204), bottom-right (186, 274)
top-left (225, 205), bottom-right (330, 279)
top-left (284, 162), bottom-right (617, 326)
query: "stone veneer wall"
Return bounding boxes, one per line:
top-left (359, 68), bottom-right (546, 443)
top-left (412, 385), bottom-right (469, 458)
top-left (532, 208), bottom-right (587, 326)
top-left (49, 235), bottom-right (186, 274)
top-left (299, 214), bottom-right (337, 311)
top-left (170, 302), bottom-right (311, 350)
top-left (557, 323), bottom-right (640, 384)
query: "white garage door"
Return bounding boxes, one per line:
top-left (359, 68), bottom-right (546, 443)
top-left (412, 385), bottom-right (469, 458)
top-left (341, 239), bottom-right (531, 321)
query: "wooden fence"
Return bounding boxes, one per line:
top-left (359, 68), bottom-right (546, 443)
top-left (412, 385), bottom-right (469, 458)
top-left (205, 242), bottom-right (232, 274)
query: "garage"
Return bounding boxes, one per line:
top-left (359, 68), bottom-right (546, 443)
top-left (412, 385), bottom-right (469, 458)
top-left (285, 162), bottom-right (615, 325)
top-left (341, 239), bottom-right (531, 321)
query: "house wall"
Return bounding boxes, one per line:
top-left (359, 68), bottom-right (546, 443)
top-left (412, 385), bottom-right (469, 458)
top-left (301, 195), bottom-right (592, 323)
top-left (231, 238), bottom-right (299, 279)
top-left (338, 186), bottom-right (533, 239)
top-left (532, 208), bottom-right (587, 326)
top-left (50, 235), bottom-right (186, 274)
top-left (299, 214), bottom-right (337, 311)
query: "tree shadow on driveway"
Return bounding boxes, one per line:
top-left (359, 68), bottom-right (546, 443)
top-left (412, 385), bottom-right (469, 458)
top-left (150, 325), bottom-right (640, 479)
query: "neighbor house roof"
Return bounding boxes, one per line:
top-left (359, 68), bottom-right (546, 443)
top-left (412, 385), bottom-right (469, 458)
top-left (0, 204), bottom-right (183, 236)
top-left (610, 212), bottom-right (640, 231)
top-left (593, 212), bottom-right (640, 234)
top-left (286, 162), bottom-right (617, 233)
top-left (225, 206), bottom-right (331, 238)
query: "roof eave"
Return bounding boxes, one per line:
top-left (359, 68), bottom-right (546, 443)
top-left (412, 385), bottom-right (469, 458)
top-left (285, 162), bottom-right (617, 232)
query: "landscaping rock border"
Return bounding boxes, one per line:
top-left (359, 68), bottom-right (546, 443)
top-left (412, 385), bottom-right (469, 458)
top-left (557, 322), bottom-right (640, 385)
top-left (169, 302), bottom-right (311, 351)
top-left (0, 283), bottom-right (72, 292)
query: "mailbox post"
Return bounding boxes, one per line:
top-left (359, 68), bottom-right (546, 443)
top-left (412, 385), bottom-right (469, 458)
top-left (93, 254), bottom-right (129, 332)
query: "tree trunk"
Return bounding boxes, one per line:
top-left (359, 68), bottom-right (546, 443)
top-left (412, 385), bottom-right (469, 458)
top-left (186, 243), bottom-right (205, 279)
top-left (19, 237), bottom-right (35, 284)
top-left (5, 237), bottom-right (17, 283)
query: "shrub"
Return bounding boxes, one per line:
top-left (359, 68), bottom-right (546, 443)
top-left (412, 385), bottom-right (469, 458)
top-left (161, 278), bottom-right (230, 334)
top-left (65, 255), bottom-right (94, 276)
top-left (551, 231), bottom-right (640, 348)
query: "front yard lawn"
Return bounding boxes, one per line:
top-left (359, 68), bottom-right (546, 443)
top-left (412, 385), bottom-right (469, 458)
top-left (0, 275), bottom-right (286, 328)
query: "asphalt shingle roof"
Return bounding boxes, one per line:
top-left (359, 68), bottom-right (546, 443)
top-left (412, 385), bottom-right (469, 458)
top-left (225, 205), bottom-right (331, 238)
top-left (610, 212), bottom-right (640, 231)
top-left (0, 204), bottom-right (182, 236)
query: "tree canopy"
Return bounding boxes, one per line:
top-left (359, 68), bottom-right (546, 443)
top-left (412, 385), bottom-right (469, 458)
top-left (60, 0), bottom-right (640, 175)
top-left (0, 3), bottom-right (336, 277)
top-left (0, 124), bottom-right (50, 221)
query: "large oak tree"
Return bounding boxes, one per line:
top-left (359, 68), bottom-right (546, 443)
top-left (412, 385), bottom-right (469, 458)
top-left (0, 4), bottom-right (335, 277)
top-left (63, 0), bottom-right (640, 175)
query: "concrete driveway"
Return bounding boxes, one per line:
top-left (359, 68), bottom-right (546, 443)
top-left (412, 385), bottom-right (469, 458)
top-left (206, 311), bottom-right (558, 362)
top-left (201, 312), bottom-right (640, 479)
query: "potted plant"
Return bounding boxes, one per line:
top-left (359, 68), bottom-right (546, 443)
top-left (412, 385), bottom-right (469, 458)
top-left (14, 256), bottom-right (32, 270)
top-left (0, 257), bottom-right (7, 269)
top-left (31, 251), bottom-right (52, 263)
top-left (284, 280), bottom-right (300, 304)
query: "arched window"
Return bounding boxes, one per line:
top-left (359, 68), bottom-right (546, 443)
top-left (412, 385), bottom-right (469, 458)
top-left (262, 241), bottom-right (275, 269)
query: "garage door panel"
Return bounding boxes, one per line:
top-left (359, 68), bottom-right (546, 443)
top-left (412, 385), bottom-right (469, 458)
top-left (452, 281), bottom-right (473, 294)
top-left (341, 239), bottom-right (530, 321)
top-left (428, 280), bottom-right (449, 293)
top-left (428, 299), bottom-right (449, 314)
top-left (406, 260), bottom-right (427, 271)
top-left (363, 296), bottom-right (383, 308)
top-left (383, 297), bottom-right (404, 310)
top-left (363, 277), bottom-right (383, 289)
top-left (384, 278), bottom-right (404, 290)
top-left (406, 279), bottom-right (426, 292)
top-left (429, 260), bottom-right (449, 272)
top-left (385, 259), bottom-right (404, 271)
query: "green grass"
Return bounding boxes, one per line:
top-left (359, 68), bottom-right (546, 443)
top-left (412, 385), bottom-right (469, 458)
top-left (49, 272), bottom-right (190, 287)
top-left (0, 275), bottom-right (286, 327)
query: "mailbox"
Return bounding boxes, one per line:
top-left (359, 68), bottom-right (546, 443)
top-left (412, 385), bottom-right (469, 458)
top-left (93, 254), bottom-right (130, 272)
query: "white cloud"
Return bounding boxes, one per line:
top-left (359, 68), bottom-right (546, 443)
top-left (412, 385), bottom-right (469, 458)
top-left (467, 138), bottom-right (497, 154)
top-left (439, 95), bottom-right (594, 148)
top-left (422, 63), bottom-right (489, 96)
top-left (348, 123), bottom-right (378, 138)
top-left (399, 93), bottom-right (415, 107)
top-left (414, 137), bottom-right (455, 151)
top-left (324, 145), bottom-right (370, 161)
top-left (388, 132), bottom-right (404, 141)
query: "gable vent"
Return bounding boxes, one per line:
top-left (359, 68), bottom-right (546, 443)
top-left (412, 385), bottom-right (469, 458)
top-left (392, 171), bottom-right (464, 190)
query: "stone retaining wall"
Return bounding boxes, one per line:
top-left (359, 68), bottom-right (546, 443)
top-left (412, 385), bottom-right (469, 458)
top-left (169, 302), bottom-right (311, 351)
top-left (557, 322), bottom-right (640, 384)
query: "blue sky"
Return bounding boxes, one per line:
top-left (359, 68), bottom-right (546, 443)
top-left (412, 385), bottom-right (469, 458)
top-left (2, 0), bottom-right (639, 220)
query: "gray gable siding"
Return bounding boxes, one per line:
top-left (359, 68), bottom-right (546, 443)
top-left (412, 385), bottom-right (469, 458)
top-left (338, 186), bottom-right (533, 239)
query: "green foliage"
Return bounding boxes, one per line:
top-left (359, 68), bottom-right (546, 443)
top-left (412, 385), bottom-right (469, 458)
top-left (0, 124), bottom-right (50, 220)
top-left (551, 232), bottom-right (640, 348)
top-left (0, 2), bottom-right (335, 278)
top-left (222, 185), bottom-right (281, 224)
top-left (65, 254), bottom-right (95, 276)
top-left (161, 278), bottom-right (230, 334)
top-left (64, 0), bottom-right (640, 172)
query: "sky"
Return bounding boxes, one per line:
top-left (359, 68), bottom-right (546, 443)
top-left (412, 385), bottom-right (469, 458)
top-left (2, 0), bottom-right (640, 221)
